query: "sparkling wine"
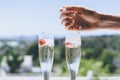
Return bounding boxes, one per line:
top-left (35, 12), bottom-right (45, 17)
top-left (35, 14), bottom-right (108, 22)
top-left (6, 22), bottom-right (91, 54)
top-left (38, 45), bottom-right (54, 72)
top-left (66, 46), bottom-right (81, 74)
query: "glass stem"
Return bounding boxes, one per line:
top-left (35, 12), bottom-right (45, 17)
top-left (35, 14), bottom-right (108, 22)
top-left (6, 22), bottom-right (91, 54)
top-left (70, 70), bottom-right (77, 80)
top-left (43, 71), bottom-right (49, 80)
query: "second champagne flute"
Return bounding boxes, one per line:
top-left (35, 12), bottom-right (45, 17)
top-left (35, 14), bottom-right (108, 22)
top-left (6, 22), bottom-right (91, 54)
top-left (38, 33), bottom-right (54, 80)
top-left (65, 31), bottom-right (81, 80)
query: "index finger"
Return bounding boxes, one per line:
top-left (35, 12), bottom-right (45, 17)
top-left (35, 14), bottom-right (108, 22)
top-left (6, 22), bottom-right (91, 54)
top-left (64, 6), bottom-right (82, 11)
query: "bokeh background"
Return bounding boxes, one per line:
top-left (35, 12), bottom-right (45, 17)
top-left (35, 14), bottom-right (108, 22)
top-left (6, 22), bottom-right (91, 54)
top-left (0, 0), bottom-right (120, 78)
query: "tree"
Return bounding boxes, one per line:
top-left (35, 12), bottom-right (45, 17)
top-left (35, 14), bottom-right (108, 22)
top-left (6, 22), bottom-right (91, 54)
top-left (83, 48), bottom-right (94, 59)
top-left (5, 45), bottom-right (24, 73)
top-left (0, 54), bottom-right (3, 64)
top-left (26, 41), bottom-right (39, 66)
top-left (100, 49), bottom-right (117, 73)
top-left (7, 52), bottom-right (24, 73)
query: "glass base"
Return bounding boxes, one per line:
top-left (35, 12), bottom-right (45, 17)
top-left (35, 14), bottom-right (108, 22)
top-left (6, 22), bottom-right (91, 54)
top-left (43, 71), bottom-right (50, 80)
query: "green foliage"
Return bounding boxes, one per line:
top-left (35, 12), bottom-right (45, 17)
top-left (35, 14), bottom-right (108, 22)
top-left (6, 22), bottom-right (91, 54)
top-left (82, 48), bottom-right (94, 59)
top-left (26, 41), bottom-right (39, 66)
top-left (99, 49), bottom-right (117, 73)
top-left (5, 45), bottom-right (24, 73)
top-left (79, 58), bottom-right (110, 76)
top-left (7, 54), bottom-right (24, 73)
top-left (26, 41), bottom-right (38, 60)
top-left (100, 49), bottom-right (116, 64)
top-left (54, 45), bottom-right (63, 63)
top-left (114, 67), bottom-right (120, 74)
top-left (59, 61), bottom-right (68, 76)
top-left (0, 54), bottom-right (3, 63)
top-left (81, 35), bottom-right (120, 74)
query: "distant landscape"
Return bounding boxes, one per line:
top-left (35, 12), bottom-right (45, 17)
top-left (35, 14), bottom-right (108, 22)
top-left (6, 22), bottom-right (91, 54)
top-left (0, 34), bottom-right (120, 77)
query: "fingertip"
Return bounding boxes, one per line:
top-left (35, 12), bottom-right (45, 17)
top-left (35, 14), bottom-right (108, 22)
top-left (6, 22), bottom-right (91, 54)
top-left (59, 5), bottom-right (67, 12)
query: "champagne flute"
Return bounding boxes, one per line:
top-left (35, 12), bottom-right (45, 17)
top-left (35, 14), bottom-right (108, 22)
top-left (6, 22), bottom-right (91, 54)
top-left (65, 31), bottom-right (81, 80)
top-left (38, 33), bottom-right (54, 80)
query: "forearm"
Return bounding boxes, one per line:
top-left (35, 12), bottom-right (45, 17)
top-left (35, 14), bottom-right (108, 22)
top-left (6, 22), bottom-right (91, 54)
top-left (97, 14), bottom-right (120, 29)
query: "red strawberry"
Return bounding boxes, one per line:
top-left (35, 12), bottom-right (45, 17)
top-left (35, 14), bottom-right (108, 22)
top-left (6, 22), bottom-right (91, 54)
top-left (39, 39), bottom-right (46, 46)
top-left (65, 42), bottom-right (73, 48)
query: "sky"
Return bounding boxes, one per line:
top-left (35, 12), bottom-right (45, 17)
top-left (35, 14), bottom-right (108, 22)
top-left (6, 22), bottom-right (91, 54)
top-left (0, 0), bottom-right (120, 37)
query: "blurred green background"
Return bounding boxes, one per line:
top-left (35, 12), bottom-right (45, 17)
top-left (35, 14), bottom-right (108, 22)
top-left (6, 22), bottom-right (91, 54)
top-left (0, 35), bottom-right (120, 77)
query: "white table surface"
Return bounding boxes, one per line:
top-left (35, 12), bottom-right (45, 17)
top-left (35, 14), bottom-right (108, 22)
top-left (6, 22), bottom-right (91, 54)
top-left (1, 76), bottom-right (120, 80)
top-left (0, 76), bottom-right (87, 80)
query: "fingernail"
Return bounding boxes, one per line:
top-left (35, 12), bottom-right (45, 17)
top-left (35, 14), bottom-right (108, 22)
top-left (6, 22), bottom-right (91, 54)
top-left (62, 8), bottom-right (66, 12)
